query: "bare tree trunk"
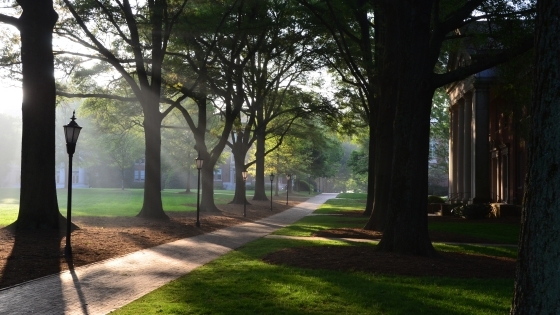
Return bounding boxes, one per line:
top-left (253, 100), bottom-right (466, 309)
top-left (252, 127), bottom-right (268, 200)
top-left (137, 108), bottom-right (168, 219)
top-left (230, 141), bottom-right (250, 204)
top-left (511, 1), bottom-right (560, 312)
top-left (375, 1), bottom-right (436, 256)
top-left (15, 0), bottom-right (66, 230)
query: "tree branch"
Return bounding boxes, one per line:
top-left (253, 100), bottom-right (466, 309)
top-left (0, 13), bottom-right (20, 28)
top-left (433, 36), bottom-right (533, 88)
top-left (57, 91), bottom-right (137, 102)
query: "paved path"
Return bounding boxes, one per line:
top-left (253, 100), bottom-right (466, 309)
top-left (0, 193), bottom-right (337, 315)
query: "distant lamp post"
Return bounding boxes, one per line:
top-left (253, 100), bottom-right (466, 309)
top-left (195, 155), bottom-right (204, 227)
top-left (286, 174), bottom-right (291, 205)
top-left (269, 173), bottom-right (275, 211)
top-left (242, 170), bottom-right (248, 217)
top-left (308, 174), bottom-right (311, 195)
top-left (63, 111), bottom-right (82, 257)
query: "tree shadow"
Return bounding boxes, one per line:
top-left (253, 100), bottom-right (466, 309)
top-left (0, 226), bottom-right (65, 289)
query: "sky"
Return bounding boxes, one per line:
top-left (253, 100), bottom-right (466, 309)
top-left (0, 85), bottom-right (21, 118)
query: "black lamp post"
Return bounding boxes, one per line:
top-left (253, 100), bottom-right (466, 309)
top-left (308, 174), bottom-right (311, 195)
top-left (63, 111), bottom-right (82, 257)
top-left (270, 173), bottom-right (275, 211)
top-left (242, 170), bottom-right (248, 217)
top-left (286, 174), bottom-right (291, 205)
top-left (195, 155), bottom-right (203, 227)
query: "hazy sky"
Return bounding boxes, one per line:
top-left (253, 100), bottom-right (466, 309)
top-left (0, 85), bottom-right (21, 118)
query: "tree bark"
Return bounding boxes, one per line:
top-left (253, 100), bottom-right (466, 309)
top-left (230, 139), bottom-right (250, 205)
top-left (511, 1), bottom-right (560, 312)
top-left (15, 0), bottom-right (66, 230)
top-left (252, 125), bottom-right (268, 201)
top-left (375, 1), bottom-right (436, 256)
top-left (137, 108), bottom-right (168, 219)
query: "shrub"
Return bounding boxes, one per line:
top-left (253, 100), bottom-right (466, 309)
top-left (451, 203), bottom-right (492, 220)
top-left (428, 195), bottom-right (445, 203)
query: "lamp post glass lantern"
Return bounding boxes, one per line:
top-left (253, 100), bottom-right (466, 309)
top-left (195, 156), bottom-right (203, 227)
top-left (269, 173), bottom-right (275, 211)
top-left (242, 170), bottom-right (248, 217)
top-left (286, 174), bottom-right (291, 205)
top-left (63, 111), bottom-right (82, 256)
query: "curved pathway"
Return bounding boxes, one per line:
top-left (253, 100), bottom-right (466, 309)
top-left (0, 193), bottom-right (337, 315)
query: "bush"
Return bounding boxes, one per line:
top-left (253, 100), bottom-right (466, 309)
top-left (451, 203), bottom-right (492, 220)
top-left (428, 195), bottom-right (446, 203)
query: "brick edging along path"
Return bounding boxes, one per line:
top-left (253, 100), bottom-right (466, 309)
top-left (0, 193), bottom-right (336, 315)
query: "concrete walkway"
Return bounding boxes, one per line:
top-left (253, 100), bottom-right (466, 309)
top-left (0, 193), bottom-right (336, 315)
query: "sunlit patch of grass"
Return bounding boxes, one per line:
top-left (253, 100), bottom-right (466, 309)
top-left (0, 188), bottom-right (240, 227)
top-left (113, 238), bottom-right (514, 315)
top-left (336, 192), bottom-right (367, 200)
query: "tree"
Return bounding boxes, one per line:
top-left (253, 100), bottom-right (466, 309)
top-left (302, 0), bottom-right (534, 254)
top-left (0, 0), bottom-right (66, 229)
top-left (374, 0), bottom-right (533, 255)
top-left (510, 0), bottom-right (560, 312)
top-left (58, 0), bottom-right (191, 219)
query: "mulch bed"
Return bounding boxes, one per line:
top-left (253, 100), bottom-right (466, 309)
top-left (262, 246), bottom-right (516, 278)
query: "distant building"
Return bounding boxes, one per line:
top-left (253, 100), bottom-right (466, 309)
top-left (56, 163), bottom-right (89, 188)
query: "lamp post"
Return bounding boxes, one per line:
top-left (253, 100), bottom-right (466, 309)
top-left (286, 174), bottom-right (291, 205)
top-left (195, 155), bottom-right (203, 227)
top-left (242, 170), bottom-right (248, 217)
top-left (270, 173), bottom-right (275, 211)
top-left (63, 111), bottom-right (82, 256)
top-left (308, 174), bottom-right (311, 195)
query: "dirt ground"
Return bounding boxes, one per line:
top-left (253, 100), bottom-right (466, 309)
top-left (0, 200), bottom-right (519, 289)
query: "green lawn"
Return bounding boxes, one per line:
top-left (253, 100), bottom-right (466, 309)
top-left (0, 188), bottom-right (242, 227)
top-left (428, 221), bottom-right (519, 244)
top-left (114, 238), bottom-right (515, 315)
top-left (112, 193), bottom-right (518, 314)
top-left (275, 193), bottom-right (520, 244)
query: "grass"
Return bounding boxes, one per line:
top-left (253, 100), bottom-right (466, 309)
top-left (428, 221), bottom-right (519, 244)
top-left (275, 193), bottom-right (520, 244)
top-left (0, 188), bottom-right (243, 227)
top-left (112, 192), bottom-right (518, 314)
top-left (113, 238), bottom-right (515, 315)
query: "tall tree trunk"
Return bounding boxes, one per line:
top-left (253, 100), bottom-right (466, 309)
top-left (200, 161), bottom-right (220, 212)
top-left (252, 127), bottom-right (268, 200)
top-left (364, 113), bottom-right (393, 231)
top-left (511, 1), bottom-right (560, 312)
top-left (184, 166), bottom-right (191, 193)
top-left (15, 0), bottom-right (66, 230)
top-left (230, 141), bottom-right (250, 204)
top-left (363, 125), bottom-right (374, 216)
top-left (137, 108), bottom-right (168, 219)
top-left (376, 1), bottom-right (436, 256)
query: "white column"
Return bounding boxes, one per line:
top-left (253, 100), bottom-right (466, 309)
top-left (471, 83), bottom-right (491, 203)
top-left (463, 93), bottom-right (473, 202)
top-left (452, 106), bottom-right (460, 201)
top-left (457, 101), bottom-right (465, 200)
top-left (448, 106), bottom-right (454, 200)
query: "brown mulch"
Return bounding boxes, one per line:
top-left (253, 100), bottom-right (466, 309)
top-left (262, 246), bottom-right (516, 279)
top-left (0, 200), bottom-right (520, 289)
